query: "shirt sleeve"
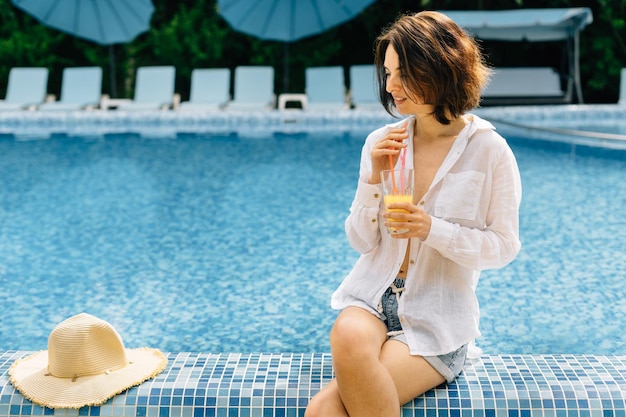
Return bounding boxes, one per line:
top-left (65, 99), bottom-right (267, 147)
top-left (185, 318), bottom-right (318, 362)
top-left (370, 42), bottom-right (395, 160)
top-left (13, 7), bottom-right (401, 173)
top-left (344, 128), bottom-right (386, 254)
top-left (344, 175), bottom-right (383, 253)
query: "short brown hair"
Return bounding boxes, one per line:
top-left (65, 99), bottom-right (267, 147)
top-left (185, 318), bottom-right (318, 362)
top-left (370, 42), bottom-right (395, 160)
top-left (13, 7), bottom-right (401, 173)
top-left (374, 11), bottom-right (491, 124)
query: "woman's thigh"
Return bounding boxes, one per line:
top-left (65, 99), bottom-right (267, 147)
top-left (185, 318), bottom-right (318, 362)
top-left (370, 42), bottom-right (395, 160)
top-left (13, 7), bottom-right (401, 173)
top-left (380, 339), bottom-right (446, 404)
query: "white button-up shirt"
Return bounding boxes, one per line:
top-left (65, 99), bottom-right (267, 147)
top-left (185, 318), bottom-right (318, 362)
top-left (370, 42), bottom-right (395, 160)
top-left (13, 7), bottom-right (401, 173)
top-left (331, 114), bottom-right (522, 356)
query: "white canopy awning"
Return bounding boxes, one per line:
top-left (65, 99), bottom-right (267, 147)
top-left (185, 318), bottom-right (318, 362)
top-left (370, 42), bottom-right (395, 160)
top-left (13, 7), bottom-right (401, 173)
top-left (440, 8), bottom-right (592, 42)
top-left (440, 8), bottom-right (593, 103)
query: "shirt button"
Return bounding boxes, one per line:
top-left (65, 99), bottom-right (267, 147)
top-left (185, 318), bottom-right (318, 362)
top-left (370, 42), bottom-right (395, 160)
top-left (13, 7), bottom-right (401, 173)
top-left (419, 200), bottom-right (425, 205)
top-left (371, 218), bottom-right (376, 223)
top-left (374, 193), bottom-right (379, 198)
top-left (409, 260), bottom-right (415, 264)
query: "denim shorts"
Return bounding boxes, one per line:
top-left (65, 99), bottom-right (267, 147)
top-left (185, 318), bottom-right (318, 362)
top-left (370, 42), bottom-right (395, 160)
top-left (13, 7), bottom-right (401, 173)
top-left (378, 278), bottom-right (468, 383)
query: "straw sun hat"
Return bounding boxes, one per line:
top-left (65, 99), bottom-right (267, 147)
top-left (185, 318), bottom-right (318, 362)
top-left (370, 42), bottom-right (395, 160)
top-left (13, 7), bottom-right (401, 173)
top-left (9, 313), bottom-right (167, 409)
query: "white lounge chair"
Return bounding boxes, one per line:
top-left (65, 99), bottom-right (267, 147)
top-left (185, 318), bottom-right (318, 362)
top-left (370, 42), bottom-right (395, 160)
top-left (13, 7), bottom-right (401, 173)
top-left (116, 66), bottom-right (177, 111)
top-left (305, 66), bottom-right (348, 111)
top-left (349, 64), bottom-right (380, 110)
top-left (618, 68), bottom-right (626, 104)
top-left (38, 67), bottom-right (103, 111)
top-left (229, 66), bottom-right (275, 111)
top-left (481, 67), bottom-right (568, 105)
top-left (0, 67), bottom-right (49, 111)
top-left (179, 68), bottom-right (230, 111)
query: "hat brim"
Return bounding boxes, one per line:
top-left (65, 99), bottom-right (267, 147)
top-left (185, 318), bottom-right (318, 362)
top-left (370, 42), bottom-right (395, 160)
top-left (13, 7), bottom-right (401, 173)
top-left (9, 348), bottom-right (167, 409)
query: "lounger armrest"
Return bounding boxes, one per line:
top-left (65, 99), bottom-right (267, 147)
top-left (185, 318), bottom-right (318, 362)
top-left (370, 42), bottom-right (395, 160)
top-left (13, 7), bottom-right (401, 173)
top-left (91, 94), bottom-right (108, 110)
top-left (99, 94), bottom-right (109, 109)
top-left (172, 93), bottom-right (181, 110)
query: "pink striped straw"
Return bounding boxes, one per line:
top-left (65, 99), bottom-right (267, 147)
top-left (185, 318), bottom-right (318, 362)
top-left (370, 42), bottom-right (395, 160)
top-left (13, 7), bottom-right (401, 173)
top-left (388, 154), bottom-right (398, 193)
top-left (399, 147), bottom-right (407, 192)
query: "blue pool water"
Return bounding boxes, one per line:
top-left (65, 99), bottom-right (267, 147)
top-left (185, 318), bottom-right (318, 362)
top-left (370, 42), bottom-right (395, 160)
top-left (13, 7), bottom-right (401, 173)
top-left (0, 122), bottom-right (625, 355)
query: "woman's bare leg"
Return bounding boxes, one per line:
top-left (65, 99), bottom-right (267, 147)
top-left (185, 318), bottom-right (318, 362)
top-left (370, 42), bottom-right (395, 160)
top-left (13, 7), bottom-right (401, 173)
top-left (304, 379), bottom-right (348, 417)
top-left (331, 307), bottom-right (399, 416)
top-left (379, 339), bottom-right (446, 405)
top-left (305, 306), bottom-right (447, 417)
top-left (305, 306), bottom-right (388, 417)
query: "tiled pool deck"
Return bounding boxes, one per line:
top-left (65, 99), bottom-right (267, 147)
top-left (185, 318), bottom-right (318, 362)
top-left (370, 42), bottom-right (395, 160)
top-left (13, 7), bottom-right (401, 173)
top-left (1, 105), bottom-right (624, 416)
top-left (1, 352), bottom-right (625, 417)
top-left (1, 104), bottom-right (624, 147)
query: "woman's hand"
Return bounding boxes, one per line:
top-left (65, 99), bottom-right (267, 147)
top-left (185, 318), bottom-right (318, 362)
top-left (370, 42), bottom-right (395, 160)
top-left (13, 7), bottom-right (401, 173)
top-left (383, 201), bottom-right (431, 240)
top-left (368, 121), bottom-right (408, 184)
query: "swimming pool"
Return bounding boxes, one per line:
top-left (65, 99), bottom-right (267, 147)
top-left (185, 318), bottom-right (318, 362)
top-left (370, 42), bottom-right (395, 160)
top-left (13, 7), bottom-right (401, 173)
top-left (0, 106), bottom-right (625, 356)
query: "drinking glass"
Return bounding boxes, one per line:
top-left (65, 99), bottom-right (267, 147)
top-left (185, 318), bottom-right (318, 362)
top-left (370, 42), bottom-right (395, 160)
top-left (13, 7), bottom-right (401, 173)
top-left (380, 168), bottom-right (414, 234)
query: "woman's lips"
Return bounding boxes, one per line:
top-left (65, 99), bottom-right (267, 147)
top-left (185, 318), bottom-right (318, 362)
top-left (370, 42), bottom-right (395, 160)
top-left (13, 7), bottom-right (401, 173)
top-left (393, 96), bottom-right (407, 105)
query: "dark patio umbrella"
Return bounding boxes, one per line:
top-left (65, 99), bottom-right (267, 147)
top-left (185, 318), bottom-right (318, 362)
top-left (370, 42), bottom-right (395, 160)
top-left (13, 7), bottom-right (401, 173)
top-left (11, 0), bottom-right (155, 98)
top-left (217, 0), bottom-right (376, 91)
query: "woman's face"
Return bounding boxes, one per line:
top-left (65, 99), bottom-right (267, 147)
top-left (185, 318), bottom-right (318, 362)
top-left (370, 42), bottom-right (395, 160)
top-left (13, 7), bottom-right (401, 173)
top-left (384, 45), bottom-right (428, 116)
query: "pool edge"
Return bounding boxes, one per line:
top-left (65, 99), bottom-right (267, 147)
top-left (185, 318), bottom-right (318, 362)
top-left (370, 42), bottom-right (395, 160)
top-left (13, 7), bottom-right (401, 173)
top-left (1, 352), bottom-right (625, 417)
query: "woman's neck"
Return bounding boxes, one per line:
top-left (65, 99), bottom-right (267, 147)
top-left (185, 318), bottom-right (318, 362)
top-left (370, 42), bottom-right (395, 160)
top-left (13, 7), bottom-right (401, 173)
top-left (412, 113), bottom-right (467, 144)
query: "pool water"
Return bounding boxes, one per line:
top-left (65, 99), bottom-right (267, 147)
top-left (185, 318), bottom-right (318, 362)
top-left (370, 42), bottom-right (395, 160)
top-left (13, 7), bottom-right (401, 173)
top-left (480, 137), bottom-right (626, 354)
top-left (0, 131), bottom-right (624, 354)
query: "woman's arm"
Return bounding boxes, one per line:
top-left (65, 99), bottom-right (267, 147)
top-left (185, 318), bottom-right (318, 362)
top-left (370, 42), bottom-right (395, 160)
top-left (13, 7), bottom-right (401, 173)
top-left (344, 144), bottom-right (384, 254)
top-left (345, 122), bottom-right (409, 254)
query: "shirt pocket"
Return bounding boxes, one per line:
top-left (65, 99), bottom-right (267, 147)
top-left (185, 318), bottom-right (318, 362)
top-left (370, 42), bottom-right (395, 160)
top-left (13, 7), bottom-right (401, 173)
top-left (433, 171), bottom-right (485, 221)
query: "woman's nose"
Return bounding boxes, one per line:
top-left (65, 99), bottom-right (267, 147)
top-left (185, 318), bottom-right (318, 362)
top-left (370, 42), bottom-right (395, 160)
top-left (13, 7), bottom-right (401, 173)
top-left (386, 74), bottom-right (399, 93)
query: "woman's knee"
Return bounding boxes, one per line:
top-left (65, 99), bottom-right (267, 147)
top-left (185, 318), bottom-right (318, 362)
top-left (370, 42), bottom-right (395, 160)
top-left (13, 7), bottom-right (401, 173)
top-left (330, 307), bottom-right (385, 359)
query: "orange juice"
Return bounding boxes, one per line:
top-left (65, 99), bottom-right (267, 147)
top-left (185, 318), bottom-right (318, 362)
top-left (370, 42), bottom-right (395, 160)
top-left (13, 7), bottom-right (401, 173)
top-left (383, 194), bottom-right (412, 232)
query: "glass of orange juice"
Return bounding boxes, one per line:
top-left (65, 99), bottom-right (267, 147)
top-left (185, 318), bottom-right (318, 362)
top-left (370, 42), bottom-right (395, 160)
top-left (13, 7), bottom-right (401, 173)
top-left (380, 169), bottom-right (414, 234)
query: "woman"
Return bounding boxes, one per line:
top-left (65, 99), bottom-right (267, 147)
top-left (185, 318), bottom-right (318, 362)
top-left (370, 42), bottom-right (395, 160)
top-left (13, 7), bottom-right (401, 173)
top-left (305, 11), bottom-right (522, 417)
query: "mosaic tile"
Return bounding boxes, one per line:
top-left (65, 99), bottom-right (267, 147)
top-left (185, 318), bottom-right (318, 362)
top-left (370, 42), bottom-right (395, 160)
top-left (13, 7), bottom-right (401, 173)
top-left (1, 352), bottom-right (625, 417)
